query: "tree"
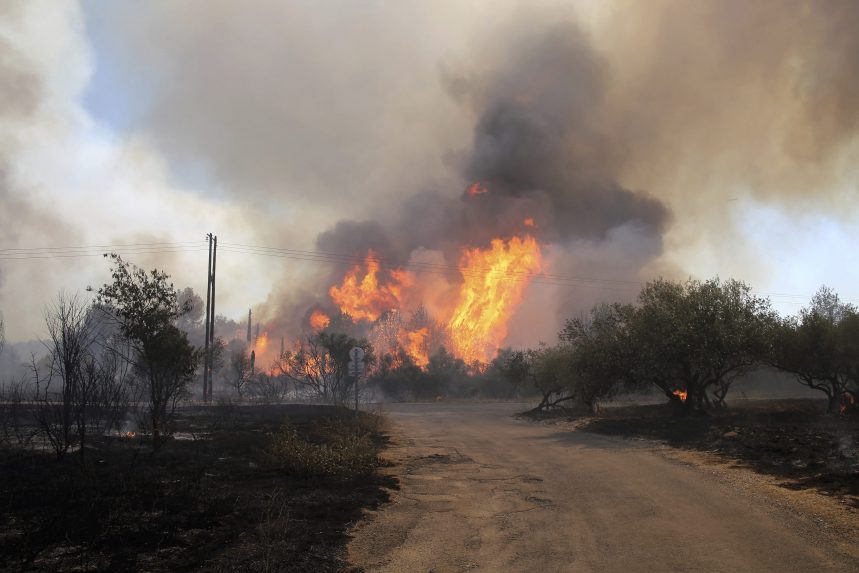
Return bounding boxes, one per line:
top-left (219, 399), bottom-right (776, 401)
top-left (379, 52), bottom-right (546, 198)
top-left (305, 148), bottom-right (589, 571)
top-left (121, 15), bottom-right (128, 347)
top-left (92, 254), bottom-right (200, 448)
top-left (835, 311), bottom-right (859, 413)
top-left (228, 346), bottom-right (253, 399)
top-left (562, 304), bottom-right (632, 414)
top-left (33, 294), bottom-right (132, 459)
top-left (274, 332), bottom-right (372, 404)
top-left (499, 345), bottom-right (575, 411)
top-left (0, 309), bottom-right (5, 359)
top-left (34, 294), bottom-right (97, 458)
top-left (633, 278), bottom-right (772, 413)
top-left (768, 286), bottom-right (856, 414)
top-left (423, 346), bottom-right (468, 399)
top-left (369, 349), bottom-right (424, 401)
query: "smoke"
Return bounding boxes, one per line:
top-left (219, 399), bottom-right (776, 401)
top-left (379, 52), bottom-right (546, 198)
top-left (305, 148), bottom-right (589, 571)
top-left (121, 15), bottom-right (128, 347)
top-left (294, 15), bottom-right (672, 343)
top-left (3, 0), bottom-right (859, 347)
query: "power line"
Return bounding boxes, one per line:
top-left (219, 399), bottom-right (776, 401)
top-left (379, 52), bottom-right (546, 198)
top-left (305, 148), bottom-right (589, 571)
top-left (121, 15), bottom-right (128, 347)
top-left (0, 240), bottom-right (207, 260)
top-left (0, 238), bottom-right (851, 304)
top-left (0, 240), bottom-right (205, 253)
top-left (217, 243), bottom-right (843, 303)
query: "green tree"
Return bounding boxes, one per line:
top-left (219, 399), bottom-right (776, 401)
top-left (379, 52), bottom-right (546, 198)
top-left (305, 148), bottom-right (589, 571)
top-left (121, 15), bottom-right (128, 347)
top-left (562, 304), bottom-right (634, 414)
top-left (500, 345), bottom-right (575, 411)
top-left (768, 286), bottom-right (856, 413)
top-left (633, 278), bottom-right (772, 413)
top-left (92, 254), bottom-right (200, 448)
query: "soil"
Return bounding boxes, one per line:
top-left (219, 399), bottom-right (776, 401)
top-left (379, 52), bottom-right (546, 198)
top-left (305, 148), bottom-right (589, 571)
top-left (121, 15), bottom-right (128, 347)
top-left (0, 404), bottom-right (395, 572)
top-left (527, 398), bottom-right (859, 509)
top-left (349, 402), bottom-right (859, 572)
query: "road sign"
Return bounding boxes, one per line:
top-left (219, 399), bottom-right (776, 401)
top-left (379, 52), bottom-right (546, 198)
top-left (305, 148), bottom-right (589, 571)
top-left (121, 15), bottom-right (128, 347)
top-left (348, 347), bottom-right (365, 378)
top-left (348, 360), bottom-right (365, 377)
top-left (348, 360), bottom-right (365, 375)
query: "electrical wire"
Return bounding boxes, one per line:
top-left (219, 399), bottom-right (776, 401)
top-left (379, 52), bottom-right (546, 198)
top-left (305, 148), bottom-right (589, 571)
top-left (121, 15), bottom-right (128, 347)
top-left (0, 238), bottom-right (851, 304)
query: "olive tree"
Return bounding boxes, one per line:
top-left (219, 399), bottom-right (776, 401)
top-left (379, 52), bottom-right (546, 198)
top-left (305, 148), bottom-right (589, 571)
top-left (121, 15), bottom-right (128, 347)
top-left (632, 278), bottom-right (772, 413)
top-left (500, 344), bottom-right (576, 411)
top-left (562, 304), bottom-right (634, 414)
top-left (768, 286), bottom-right (857, 413)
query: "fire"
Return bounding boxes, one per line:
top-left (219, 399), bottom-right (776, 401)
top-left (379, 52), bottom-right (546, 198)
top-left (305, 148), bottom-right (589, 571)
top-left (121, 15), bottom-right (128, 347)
top-left (398, 327), bottom-right (430, 367)
top-left (840, 393), bottom-right (856, 414)
top-left (447, 235), bottom-right (542, 363)
top-left (256, 331), bottom-right (269, 352)
top-left (523, 217), bottom-right (535, 227)
top-left (309, 309), bottom-right (330, 330)
top-left (122, 431), bottom-right (135, 439)
top-left (673, 389), bottom-right (688, 402)
top-left (329, 251), bottom-right (414, 321)
top-left (468, 182), bottom-right (489, 196)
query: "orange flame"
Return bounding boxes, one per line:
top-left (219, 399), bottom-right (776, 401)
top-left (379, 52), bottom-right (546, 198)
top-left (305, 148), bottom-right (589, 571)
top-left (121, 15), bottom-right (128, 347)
top-left (673, 389), bottom-right (688, 402)
top-left (329, 251), bottom-right (415, 321)
top-left (523, 217), bottom-right (535, 228)
top-left (468, 182), bottom-right (489, 196)
top-left (309, 309), bottom-right (330, 330)
top-left (398, 327), bottom-right (430, 367)
top-left (256, 332), bottom-right (269, 352)
top-left (447, 235), bottom-right (542, 363)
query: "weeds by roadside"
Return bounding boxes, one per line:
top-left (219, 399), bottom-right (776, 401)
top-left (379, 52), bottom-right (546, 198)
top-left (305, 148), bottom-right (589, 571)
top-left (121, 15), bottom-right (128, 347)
top-left (267, 413), bottom-right (382, 479)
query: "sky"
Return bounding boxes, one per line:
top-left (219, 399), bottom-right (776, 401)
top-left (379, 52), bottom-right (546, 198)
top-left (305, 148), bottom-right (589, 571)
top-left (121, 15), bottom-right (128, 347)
top-left (1, 0), bottom-right (858, 345)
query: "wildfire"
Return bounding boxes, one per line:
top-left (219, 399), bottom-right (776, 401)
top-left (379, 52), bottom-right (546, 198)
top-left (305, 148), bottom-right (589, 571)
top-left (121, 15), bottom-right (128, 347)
top-left (840, 393), bottom-right (856, 414)
top-left (468, 182), bottom-right (489, 196)
top-left (523, 217), bottom-right (535, 228)
top-left (329, 251), bottom-right (414, 321)
top-left (447, 235), bottom-right (542, 363)
top-left (122, 431), bottom-right (135, 439)
top-left (256, 331), bottom-right (270, 352)
top-left (398, 327), bottom-right (430, 367)
top-left (673, 389), bottom-right (688, 402)
top-left (309, 309), bottom-right (330, 330)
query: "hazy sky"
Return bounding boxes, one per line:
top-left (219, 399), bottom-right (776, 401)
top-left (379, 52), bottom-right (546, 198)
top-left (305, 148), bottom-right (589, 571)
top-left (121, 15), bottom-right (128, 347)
top-left (1, 0), bottom-right (858, 344)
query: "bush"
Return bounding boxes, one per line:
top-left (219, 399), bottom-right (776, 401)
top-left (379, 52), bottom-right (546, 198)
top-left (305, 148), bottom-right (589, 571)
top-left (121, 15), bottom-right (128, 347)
top-left (267, 416), bottom-right (380, 479)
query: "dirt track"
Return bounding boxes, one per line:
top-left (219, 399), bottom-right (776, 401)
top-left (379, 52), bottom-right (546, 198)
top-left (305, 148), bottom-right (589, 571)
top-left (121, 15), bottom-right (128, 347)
top-left (349, 402), bottom-right (858, 572)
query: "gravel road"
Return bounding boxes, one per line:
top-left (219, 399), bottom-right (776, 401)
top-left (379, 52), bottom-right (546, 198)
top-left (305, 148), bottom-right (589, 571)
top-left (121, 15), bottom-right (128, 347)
top-left (349, 402), bottom-right (858, 572)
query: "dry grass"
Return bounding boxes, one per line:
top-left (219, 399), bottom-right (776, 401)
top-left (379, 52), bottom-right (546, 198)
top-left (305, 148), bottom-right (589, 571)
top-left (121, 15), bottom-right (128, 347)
top-left (267, 413), bottom-right (381, 479)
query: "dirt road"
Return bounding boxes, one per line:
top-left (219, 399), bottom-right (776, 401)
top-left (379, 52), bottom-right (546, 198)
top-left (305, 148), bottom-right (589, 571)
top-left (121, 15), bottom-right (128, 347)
top-left (349, 402), bottom-right (858, 572)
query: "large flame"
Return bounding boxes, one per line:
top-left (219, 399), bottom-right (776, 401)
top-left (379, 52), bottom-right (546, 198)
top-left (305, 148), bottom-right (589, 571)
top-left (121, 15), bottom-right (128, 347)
top-left (329, 251), bottom-right (414, 321)
top-left (256, 331), bottom-right (270, 353)
top-left (447, 235), bottom-right (543, 363)
top-left (398, 327), bottom-right (430, 367)
top-left (309, 309), bottom-right (330, 330)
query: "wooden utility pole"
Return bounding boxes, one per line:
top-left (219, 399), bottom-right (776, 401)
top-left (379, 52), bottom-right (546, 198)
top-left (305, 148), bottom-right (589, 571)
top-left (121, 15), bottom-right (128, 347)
top-left (207, 235), bottom-right (217, 402)
top-left (203, 233), bottom-right (213, 401)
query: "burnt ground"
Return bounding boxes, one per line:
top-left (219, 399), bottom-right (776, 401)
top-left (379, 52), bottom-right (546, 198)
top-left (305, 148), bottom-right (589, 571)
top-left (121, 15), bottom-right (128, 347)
top-left (525, 399), bottom-right (859, 509)
top-left (0, 404), bottom-right (395, 572)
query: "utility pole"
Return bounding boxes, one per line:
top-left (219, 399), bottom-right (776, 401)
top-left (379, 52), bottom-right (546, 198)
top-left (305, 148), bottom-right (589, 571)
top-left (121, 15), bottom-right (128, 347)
top-left (207, 235), bottom-right (217, 402)
top-left (247, 309), bottom-right (252, 343)
top-left (202, 233), bottom-right (213, 402)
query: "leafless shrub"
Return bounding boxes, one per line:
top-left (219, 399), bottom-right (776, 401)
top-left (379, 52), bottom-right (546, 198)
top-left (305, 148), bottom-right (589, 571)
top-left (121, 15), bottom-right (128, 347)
top-left (0, 377), bottom-right (37, 450)
top-left (255, 489), bottom-right (290, 573)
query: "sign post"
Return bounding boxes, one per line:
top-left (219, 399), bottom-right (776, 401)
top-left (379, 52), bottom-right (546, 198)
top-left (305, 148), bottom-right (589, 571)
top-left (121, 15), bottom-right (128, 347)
top-left (348, 346), bottom-right (365, 414)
